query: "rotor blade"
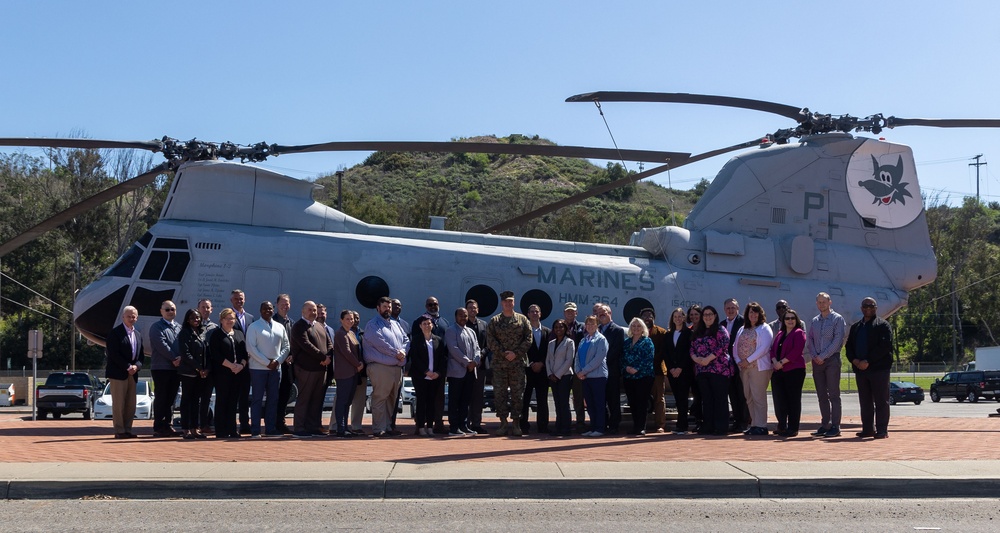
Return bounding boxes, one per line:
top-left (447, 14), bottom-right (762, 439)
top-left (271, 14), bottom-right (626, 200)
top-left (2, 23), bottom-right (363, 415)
top-left (566, 92), bottom-right (806, 122)
top-left (271, 141), bottom-right (688, 164)
top-left (0, 137), bottom-right (164, 152)
top-left (480, 138), bottom-right (766, 234)
top-left (0, 162), bottom-right (170, 258)
top-left (885, 117), bottom-right (1000, 129)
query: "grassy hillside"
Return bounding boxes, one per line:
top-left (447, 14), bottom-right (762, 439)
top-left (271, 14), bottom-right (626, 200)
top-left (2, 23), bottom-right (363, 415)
top-left (312, 134), bottom-right (699, 244)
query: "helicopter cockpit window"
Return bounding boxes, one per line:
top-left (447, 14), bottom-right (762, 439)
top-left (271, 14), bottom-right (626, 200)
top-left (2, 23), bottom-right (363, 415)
top-left (152, 237), bottom-right (188, 249)
top-left (105, 243), bottom-right (144, 278)
top-left (138, 238), bottom-right (191, 282)
top-left (140, 251), bottom-right (168, 280)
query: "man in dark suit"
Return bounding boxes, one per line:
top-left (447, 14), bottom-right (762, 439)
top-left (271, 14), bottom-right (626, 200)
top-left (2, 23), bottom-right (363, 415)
top-left (273, 293), bottom-right (294, 434)
top-left (230, 289), bottom-right (254, 434)
top-left (290, 301), bottom-right (333, 437)
top-left (597, 304), bottom-right (626, 434)
top-left (105, 306), bottom-right (144, 438)
top-left (846, 297), bottom-right (894, 439)
top-left (720, 298), bottom-right (748, 433)
top-left (520, 304), bottom-right (551, 434)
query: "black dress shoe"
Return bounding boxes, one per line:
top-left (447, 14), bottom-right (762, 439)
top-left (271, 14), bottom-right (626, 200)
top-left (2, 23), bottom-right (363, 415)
top-left (124, 432), bottom-right (138, 438)
top-left (372, 431), bottom-right (387, 438)
top-left (873, 432), bottom-right (888, 439)
top-left (856, 431), bottom-right (875, 438)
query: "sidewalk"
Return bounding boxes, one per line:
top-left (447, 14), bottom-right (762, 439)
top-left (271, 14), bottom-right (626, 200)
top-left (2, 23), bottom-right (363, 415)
top-left (1, 411), bottom-right (997, 499)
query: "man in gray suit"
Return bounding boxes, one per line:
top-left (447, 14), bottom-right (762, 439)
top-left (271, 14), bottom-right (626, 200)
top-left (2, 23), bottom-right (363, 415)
top-left (445, 307), bottom-right (481, 435)
top-left (149, 300), bottom-right (181, 438)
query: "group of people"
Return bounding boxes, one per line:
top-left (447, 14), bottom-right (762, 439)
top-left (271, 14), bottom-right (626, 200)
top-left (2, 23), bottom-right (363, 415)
top-left (104, 288), bottom-right (895, 441)
top-left (667, 293), bottom-right (894, 439)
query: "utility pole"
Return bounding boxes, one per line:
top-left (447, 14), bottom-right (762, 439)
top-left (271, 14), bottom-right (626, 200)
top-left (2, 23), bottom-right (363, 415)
top-left (335, 170), bottom-right (344, 211)
top-left (71, 250), bottom-right (79, 371)
top-left (970, 154), bottom-right (987, 201)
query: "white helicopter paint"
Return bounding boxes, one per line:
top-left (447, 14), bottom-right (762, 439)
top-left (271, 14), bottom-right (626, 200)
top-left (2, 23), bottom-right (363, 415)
top-left (73, 133), bottom-right (937, 350)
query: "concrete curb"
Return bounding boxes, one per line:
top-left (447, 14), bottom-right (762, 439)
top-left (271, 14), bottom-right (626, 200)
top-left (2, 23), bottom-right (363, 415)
top-left (6, 477), bottom-right (1000, 500)
top-left (4, 460), bottom-right (999, 500)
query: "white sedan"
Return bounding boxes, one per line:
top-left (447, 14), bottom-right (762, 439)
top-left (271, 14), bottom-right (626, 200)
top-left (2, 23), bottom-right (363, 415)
top-left (93, 380), bottom-right (154, 420)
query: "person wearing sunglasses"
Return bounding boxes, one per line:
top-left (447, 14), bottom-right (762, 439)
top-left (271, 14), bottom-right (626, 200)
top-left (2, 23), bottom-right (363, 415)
top-left (846, 298), bottom-right (894, 439)
top-left (770, 309), bottom-right (807, 437)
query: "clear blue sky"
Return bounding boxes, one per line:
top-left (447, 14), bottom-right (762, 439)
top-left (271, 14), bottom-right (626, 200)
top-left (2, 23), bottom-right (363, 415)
top-left (4, 1), bottom-right (1000, 205)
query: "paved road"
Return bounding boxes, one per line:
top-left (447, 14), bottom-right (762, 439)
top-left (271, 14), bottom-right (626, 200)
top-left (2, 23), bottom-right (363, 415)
top-left (0, 498), bottom-right (996, 531)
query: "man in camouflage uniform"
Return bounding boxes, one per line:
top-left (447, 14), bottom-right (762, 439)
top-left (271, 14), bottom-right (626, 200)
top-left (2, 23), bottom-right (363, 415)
top-left (487, 290), bottom-right (532, 437)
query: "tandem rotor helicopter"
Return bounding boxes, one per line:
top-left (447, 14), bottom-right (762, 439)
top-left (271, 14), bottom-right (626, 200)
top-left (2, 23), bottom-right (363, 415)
top-left (4, 91), bottom-right (1000, 350)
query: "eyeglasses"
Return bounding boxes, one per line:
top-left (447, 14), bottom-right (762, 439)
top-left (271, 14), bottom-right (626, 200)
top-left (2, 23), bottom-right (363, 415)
top-left (702, 312), bottom-right (716, 317)
top-left (862, 303), bottom-right (876, 309)
top-left (163, 308), bottom-right (176, 312)
top-left (784, 316), bottom-right (797, 321)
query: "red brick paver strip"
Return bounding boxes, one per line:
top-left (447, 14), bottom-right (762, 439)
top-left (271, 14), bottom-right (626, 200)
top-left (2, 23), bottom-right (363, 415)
top-left (1, 414), bottom-right (997, 463)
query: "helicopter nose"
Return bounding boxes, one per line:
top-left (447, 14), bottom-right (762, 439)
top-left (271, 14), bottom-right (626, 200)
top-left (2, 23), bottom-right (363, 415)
top-left (74, 285), bottom-right (128, 345)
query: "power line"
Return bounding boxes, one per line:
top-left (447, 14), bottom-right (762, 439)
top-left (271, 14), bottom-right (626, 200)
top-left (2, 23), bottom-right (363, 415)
top-left (0, 271), bottom-right (71, 314)
top-left (0, 296), bottom-right (71, 325)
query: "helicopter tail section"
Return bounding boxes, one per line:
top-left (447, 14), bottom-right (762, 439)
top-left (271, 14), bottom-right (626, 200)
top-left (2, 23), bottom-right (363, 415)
top-left (665, 134), bottom-right (936, 295)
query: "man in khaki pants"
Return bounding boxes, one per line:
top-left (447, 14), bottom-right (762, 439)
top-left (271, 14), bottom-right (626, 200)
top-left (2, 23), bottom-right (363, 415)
top-left (105, 306), bottom-right (144, 438)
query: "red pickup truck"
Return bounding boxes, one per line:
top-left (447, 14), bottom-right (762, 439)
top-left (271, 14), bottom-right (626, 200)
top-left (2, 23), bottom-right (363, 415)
top-left (35, 372), bottom-right (104, 419)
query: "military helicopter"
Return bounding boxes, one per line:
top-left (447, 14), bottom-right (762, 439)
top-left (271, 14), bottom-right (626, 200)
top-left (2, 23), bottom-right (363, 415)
top-left (3, 92), bottom-right (998, 350)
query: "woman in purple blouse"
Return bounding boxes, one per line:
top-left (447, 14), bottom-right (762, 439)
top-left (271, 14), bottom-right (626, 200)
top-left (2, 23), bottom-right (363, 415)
top-left (690, 305), bottom-right (731, 436)
top-left (770, 308), bottom-right (807, 437)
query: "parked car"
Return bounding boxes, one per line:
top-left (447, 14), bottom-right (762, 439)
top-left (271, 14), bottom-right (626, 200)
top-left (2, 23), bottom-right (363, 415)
top-left (35, 372), bottom-right (103, 419)
top-left (0, 383), bottom-right (15, 406)
top-left (929, 371), bottom-right (1000, 403)
top-left (889, 381), bottom-right (924, 405)
top-left (401, 377), bottom-right (415, 406)
top-left (94, 380), bottom-right (154, 420)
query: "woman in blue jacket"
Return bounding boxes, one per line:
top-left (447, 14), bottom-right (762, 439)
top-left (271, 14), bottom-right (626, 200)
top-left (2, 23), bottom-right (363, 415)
top-left (575, 315), bottom-right (609, 437)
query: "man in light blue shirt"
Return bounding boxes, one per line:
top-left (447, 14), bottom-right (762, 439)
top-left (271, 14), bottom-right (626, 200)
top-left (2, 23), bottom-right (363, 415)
top-left (807, 292), bottom-right (847, 438)
top-left (363, 296), bottom-right (410, 437)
